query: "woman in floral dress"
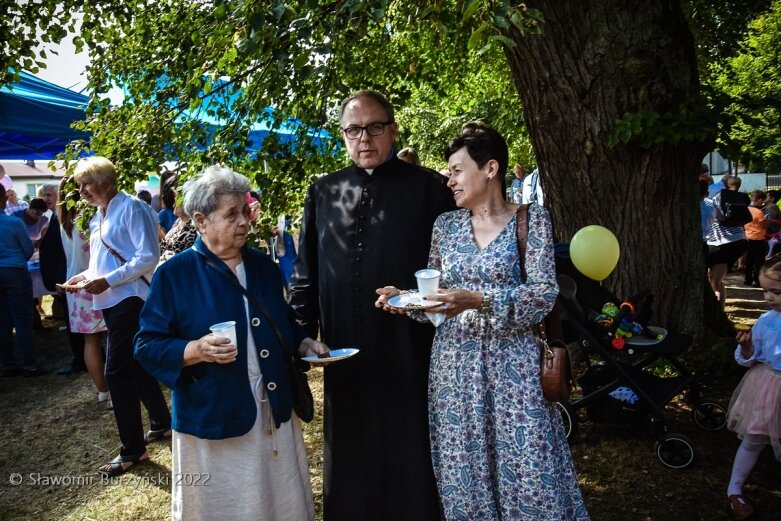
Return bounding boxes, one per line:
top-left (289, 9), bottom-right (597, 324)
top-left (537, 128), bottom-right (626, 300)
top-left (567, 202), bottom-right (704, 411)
top-left (377, 123), bottom-right (589, 520)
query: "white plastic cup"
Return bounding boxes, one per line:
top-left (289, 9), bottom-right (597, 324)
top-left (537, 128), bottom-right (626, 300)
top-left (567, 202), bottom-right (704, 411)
top-left (209, 321), bottom-right (237, 347)
top-left (415, 268), bottom-right (441, 297)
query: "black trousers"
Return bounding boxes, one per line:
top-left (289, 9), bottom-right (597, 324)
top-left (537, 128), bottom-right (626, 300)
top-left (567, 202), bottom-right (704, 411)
top-left (59, 294), bottom-right (86, 369)
top-left (744, 239), bottom-right (768, 284)
top-left (102, 297), bottom-right (170, 458)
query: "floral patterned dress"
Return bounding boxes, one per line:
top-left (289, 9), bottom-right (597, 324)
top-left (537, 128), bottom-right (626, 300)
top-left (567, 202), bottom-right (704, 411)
top-left (426, 206), bottom-right (589, 520)
top-left (60, 228), bottom-right (106, 334)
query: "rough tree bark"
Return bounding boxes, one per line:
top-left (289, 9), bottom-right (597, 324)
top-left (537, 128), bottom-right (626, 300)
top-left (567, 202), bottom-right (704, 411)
top-left (503, 0), bottom-right (724, 335)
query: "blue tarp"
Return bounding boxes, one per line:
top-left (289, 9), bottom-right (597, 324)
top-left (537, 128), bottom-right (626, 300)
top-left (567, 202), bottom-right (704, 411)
top-left (0, 71), bottom-right (90, 160)
top-left (0, 71), bottom-right (331, 160)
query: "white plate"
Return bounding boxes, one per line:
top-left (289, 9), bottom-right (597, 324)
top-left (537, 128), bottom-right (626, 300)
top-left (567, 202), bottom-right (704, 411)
top-left (387, 291), bottom-right (441, 310)
top-left (625, 326), bottom-right (667, 346)
top-left (56, 283), bottom-right (86, 291)
top-left (302, 348), bottom-right (359, 366)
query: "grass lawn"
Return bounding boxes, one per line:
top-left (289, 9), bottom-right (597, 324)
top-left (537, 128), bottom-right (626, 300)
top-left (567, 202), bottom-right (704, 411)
top-left (0, 272), bottom-right (779, 520)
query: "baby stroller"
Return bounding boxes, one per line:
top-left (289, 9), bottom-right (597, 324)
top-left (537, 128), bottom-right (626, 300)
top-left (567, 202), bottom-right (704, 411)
top-left (551, 247), bottom-right (727, 469)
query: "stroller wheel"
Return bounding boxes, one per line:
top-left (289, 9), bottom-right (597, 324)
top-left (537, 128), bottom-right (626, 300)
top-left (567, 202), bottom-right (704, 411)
top-left (554, 401), bottom-right (578, 440)
top-left (655, 433), bottom-right (695, 469)
top-left (692, 400), bottom-right (727, 431)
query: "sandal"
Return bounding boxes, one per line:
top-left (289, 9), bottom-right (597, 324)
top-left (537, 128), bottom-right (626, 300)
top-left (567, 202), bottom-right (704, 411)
top-left (728, 494), bottom-right (755, 520)
top-left (144, 427), bottom-right (172, 444)
top-left (98, 452), bottom-right (148, 477)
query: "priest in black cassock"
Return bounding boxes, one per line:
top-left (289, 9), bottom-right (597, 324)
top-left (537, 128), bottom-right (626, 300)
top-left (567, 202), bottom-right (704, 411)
top-left (288, 91), bottom-right (456, 520)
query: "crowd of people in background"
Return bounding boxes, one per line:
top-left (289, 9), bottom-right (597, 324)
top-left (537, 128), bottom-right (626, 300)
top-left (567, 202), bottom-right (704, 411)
top-left (701, 166), bottom-right (781, 305)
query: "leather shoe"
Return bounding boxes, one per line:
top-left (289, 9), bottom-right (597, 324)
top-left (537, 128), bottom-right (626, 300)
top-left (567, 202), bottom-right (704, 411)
top-left (57, 365), bottom-right (86, 376)
top-left (728, 494), bottom-right (754, 520)
top-left (23, 368), bottom-right (49, 378)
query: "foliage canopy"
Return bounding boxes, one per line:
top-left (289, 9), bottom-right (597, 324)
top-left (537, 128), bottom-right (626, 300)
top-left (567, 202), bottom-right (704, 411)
top-left (711, 0), bottom-right (781, 173)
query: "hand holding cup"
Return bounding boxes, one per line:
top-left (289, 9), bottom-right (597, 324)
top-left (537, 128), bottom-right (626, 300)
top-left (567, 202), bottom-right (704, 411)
top-left (186, 321), bottom-right (239, 364)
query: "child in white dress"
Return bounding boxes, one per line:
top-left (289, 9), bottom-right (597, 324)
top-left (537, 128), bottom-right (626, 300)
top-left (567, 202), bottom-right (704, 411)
top-left (727, 254), bottom-right (781, 520)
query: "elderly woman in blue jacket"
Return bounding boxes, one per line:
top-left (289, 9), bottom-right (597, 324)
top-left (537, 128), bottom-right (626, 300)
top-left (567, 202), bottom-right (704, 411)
top-left (135, 165), bottom-right (329, 521)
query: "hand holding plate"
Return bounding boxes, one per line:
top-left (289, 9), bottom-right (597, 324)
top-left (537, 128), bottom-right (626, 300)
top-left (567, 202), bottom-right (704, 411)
top-left (375, 286), bottom-right (406, 314)
top-left (298, 337), bottom-right (330, 358)
top-left (427, 289), bottom-right (483, 318)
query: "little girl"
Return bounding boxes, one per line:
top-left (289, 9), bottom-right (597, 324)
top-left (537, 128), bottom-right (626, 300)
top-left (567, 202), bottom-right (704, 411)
top-left (727, 253), bottom-right (781, 520)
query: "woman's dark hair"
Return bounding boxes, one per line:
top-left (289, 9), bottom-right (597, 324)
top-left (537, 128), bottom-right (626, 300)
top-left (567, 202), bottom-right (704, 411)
top-left (698, 179), bottom-right (710, 197)
top-left (136, 189), bottom-right (152, 204)
top-left (444, 121), bottom-right (509, 198)
top-left (28, 198), bottom-right (47, 212)
top-left (161, 174), bottom-right (177, 210)
top-left (57, 176), bottom-right (80, 239)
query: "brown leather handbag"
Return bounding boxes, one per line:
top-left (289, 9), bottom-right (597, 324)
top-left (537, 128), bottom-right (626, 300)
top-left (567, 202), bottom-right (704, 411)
top-left (516, 204), bottom-right (572, 403)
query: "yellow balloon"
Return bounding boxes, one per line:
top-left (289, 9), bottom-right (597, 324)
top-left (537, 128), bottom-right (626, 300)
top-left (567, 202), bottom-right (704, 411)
top-left (569, 225), bottom-right (620, 281)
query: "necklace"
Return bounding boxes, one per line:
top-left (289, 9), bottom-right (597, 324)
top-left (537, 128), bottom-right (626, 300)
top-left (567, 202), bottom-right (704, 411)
top-left (472, 203), bottom-right (514, 219)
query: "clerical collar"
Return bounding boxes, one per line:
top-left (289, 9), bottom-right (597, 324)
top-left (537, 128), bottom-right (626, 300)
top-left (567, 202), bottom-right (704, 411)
top-left (356, 148), bottom-right (396, 176)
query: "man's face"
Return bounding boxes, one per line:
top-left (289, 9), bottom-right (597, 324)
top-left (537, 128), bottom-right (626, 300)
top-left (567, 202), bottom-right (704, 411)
top-left (340, 96), bottom-right (398, 169)
top-left (6, 189), bottom-right (18, 204)
top-left (40, 187), bottom-right (57, 210)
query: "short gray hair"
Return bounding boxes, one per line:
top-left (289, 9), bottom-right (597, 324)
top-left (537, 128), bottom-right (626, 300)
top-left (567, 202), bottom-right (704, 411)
top-left (182, 165), bottom-right (251, 218)
top-left (37, 183), bottom-right (59, 196)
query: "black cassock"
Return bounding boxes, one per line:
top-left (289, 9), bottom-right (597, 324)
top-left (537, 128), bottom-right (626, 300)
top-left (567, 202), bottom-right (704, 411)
top-left (289, 157), bottom-right (456, 521)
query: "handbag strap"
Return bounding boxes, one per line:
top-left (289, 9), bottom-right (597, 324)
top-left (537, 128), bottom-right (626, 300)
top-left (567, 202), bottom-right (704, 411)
top-left (194, 247), bottom-right (294, 359)
top-left (515, 204), bottom-right (565, 343)
top-left (515, 204), bottom-right (531, 283)
top-left (99, 214), bottom-right (151, 287)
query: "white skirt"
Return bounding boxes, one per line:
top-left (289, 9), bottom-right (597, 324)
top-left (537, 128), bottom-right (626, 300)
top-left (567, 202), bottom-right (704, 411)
top-left (171, 398), bottom-right (314, 521)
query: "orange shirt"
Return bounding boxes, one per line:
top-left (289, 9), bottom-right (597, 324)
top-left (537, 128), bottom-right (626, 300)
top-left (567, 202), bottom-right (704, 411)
top-left (744, 206), bottom-right (767, 240)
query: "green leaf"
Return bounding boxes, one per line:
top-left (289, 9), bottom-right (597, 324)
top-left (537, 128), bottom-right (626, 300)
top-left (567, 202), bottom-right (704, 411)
top-left (467, 23), bottom-right (488, 51)
top-left (462, 0), bottom-right (480, 22)
top-left (489, 34), bottom-right (515, 48)
top-left (271, 3), bottom-right (287, 21)
top-left (493, 15), bottom-right (510, 29)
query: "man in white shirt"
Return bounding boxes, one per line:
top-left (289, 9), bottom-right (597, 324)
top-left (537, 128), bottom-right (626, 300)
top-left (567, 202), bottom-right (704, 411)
top-left (66, 156), bottom-right (170, 477)
top-left (521, 168), bottom-right (545, 205)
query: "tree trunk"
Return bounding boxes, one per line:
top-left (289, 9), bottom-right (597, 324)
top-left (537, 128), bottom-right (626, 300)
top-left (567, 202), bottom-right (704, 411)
top-left (503, 0), bottom-right (717, 335)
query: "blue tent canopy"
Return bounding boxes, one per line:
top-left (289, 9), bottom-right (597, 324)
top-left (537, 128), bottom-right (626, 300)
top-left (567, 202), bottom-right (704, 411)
top-left (0, 71), bottom-right (332, 160)
top-left (174, 78), bottom-right (332, 153)
top-left (0, 71), bottom-right (90, 160)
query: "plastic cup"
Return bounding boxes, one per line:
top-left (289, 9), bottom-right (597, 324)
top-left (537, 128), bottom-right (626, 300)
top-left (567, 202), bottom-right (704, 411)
top-left (415, 268), bottom-right (441, 297)
top-left (209, 321), bottom-right (237, 347)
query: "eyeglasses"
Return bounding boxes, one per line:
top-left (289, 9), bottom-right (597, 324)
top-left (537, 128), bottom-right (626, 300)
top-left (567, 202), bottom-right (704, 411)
top-left (341, 121), bottom-right (393, 140)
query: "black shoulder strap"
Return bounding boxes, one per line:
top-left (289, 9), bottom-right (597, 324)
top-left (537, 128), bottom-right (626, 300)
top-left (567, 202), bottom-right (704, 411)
top-left (196, 250), bottom-right (293, 358)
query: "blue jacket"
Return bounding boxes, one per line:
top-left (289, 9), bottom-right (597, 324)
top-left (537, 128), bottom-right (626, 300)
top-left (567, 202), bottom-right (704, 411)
top-left (0, 212), bottom-right (33, 268)
top-left (134, 237), bottom-right (309, 439)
